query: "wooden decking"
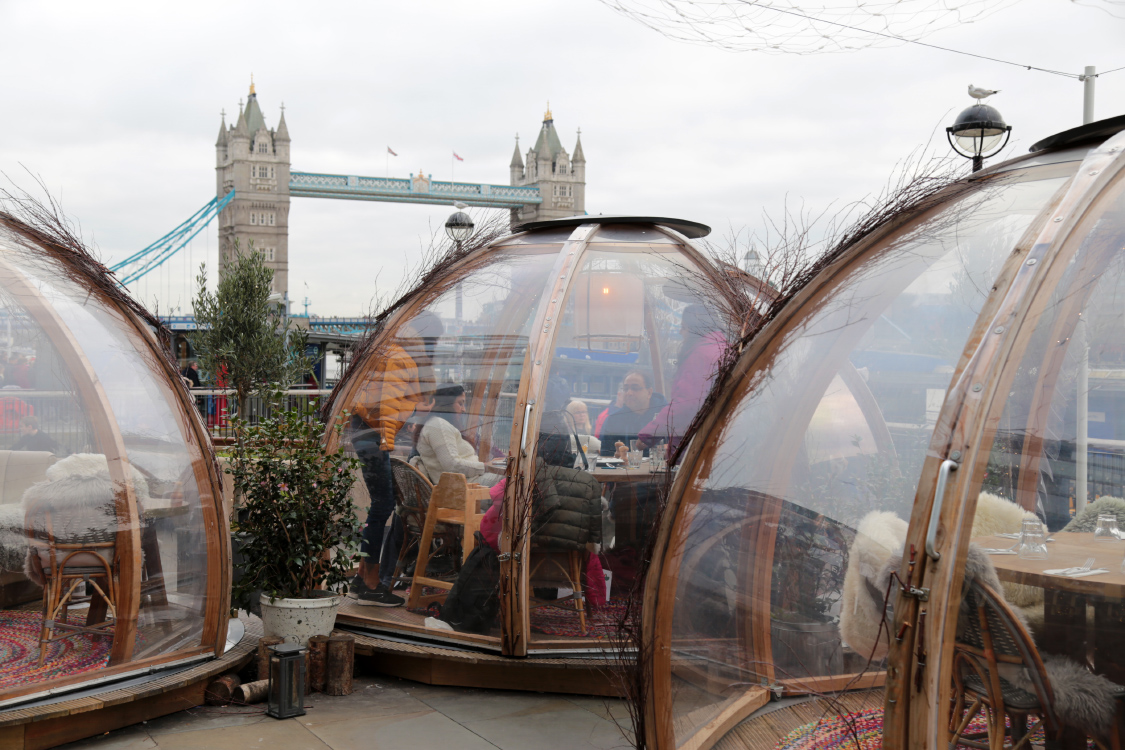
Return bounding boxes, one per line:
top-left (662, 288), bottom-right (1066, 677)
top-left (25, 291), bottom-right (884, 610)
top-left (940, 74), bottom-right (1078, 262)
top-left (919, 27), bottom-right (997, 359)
top-left (345, 626), bottom-right (623, 697)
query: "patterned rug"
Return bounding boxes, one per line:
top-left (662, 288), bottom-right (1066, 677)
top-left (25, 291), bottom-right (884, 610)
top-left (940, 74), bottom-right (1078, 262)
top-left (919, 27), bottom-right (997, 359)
top-left (0, 610), bottom-right (116, 688)
top-left (773, 707), bottom-right (1061, 750)
top-left (529, 600), bottom-right (629, 637)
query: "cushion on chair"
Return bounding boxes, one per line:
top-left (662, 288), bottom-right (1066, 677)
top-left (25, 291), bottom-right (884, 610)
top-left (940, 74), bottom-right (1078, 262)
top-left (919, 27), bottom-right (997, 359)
top-left (22, 454), bottom-right (150, 585)
top-left (972, 492), bottom-right (1045, 610)
top-left (840, 510), bottom-right (907, 662)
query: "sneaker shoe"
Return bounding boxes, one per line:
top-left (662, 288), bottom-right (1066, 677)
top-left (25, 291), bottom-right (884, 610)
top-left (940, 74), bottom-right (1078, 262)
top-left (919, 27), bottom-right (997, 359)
top-left (356, 583), bottom-right (405, 608)
top-left (346, 575), bottom-right (372, 600)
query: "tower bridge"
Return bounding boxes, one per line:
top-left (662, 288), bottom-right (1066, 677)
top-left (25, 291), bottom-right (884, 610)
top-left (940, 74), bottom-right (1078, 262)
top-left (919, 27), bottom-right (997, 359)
top-left (206, 83), bottom-right (586, 302)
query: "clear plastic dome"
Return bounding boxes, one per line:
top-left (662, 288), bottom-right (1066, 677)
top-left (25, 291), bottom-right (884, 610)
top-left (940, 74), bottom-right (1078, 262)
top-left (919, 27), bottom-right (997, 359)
top-left (326, 217), bottom-right (739, 655)
top-left (642, 124), bottom-right (1125, 747)
top-left (0, 215), bottom-right (227, 702)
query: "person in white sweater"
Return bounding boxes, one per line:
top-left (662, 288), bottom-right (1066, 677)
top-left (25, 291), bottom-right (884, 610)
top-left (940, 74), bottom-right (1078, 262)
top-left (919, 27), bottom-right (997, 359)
top-left (411, 384), bottom-right (503, 487)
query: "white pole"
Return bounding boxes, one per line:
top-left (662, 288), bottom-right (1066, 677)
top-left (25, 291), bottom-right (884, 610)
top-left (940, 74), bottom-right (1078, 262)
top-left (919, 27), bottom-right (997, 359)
top-left (1084, 66), bottom-right (1096, 125)
top-left (1077, 316), bottom-right (1089, 513)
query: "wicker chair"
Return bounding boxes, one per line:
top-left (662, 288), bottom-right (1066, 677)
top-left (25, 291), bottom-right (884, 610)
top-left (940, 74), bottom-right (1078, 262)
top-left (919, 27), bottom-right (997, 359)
top-left (389, 458), bottom-right (462, 587)
top-left (950, 579), bottom-right (1124, 750)
top-left (24, 498), bottom-right (118, 666)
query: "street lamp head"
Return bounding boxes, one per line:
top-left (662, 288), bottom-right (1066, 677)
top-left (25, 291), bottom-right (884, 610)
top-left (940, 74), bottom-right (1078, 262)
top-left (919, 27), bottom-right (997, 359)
top-left (947, 103), bottom-right (1012, 170)
top-left (445, 210), bottom-right (475, 243)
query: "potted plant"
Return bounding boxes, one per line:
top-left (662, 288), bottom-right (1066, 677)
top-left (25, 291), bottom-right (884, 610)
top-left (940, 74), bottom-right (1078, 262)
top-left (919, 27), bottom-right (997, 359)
top-left (228, 389), bottom-right (362, 645)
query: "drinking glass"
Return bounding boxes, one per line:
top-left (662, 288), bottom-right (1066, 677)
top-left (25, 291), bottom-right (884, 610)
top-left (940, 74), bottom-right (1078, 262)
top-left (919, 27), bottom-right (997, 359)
top-left (651, 444), bottom-right (667, 471)
top-left (1095, 514), bottom-right (1119, 542)
top-left (579, 434), bottom-right (591, 454)
top-left (1017, 518), bottom-right (1049, 560)
top-left (629, 439), bottom-right (642, 454)
top-left (627, 450), bottom-right (643, 469)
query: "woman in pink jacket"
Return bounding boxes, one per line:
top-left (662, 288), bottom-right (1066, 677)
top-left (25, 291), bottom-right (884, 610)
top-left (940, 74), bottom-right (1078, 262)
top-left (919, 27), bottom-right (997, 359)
top-left (639, 304), bottom-right (727, 450)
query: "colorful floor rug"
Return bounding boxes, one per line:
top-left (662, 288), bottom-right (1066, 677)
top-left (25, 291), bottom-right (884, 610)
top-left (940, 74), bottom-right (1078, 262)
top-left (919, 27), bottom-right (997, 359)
top-left (0, 610), bottom-right (115, 688)
top-left (773, 706), bottom-right (1062, 750)
top-left (529, 600), bottom-right (629, 637)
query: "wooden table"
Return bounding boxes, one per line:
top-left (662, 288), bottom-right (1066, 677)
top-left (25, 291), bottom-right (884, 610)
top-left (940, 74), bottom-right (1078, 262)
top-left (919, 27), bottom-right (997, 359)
top-left (976, 532), bottom-right (1125, 749)
top-left (590, 460), bottom-right (668, 484)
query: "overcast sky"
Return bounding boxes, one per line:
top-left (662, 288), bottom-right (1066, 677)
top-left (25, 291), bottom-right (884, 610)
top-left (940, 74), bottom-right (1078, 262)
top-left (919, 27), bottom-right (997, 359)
top-left (1, 0), bottom-right (1122, 317)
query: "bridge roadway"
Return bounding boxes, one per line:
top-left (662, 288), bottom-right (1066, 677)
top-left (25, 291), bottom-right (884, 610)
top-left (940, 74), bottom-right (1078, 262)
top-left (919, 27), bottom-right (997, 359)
top-left (289, 171), bottom-right (541, 209)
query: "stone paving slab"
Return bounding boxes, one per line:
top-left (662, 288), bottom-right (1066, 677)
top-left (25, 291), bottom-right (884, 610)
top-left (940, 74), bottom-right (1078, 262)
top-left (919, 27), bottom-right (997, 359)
top-left (59, 676), bottom-right (633, 750)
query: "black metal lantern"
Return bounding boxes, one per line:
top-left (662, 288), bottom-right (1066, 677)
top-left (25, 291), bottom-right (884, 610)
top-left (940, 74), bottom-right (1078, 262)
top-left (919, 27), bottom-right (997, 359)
top-left (266, 642), bottom-right (307, 719)
top-left (444, 210), bottom-right (475, 243)
top-left (947, 103), bottom-right (1012, 172)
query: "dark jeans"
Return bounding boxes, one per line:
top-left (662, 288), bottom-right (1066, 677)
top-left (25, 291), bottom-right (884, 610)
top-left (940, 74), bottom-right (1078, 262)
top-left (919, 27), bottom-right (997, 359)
top-left (356, 439), bottom-right (395, 571)
top-left (379, 515), bottom-right (405, 587)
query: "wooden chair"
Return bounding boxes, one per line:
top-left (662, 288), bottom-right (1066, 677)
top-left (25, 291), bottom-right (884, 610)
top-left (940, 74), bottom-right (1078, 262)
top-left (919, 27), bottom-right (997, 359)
top-left (406, 472), bottom-right (489, 610)
top-left (949, 579), bottom-right (1125, 750)
top-left (24, 501), bottom-right (119, 666)
top-left (528, 547), bottom-right (588, 635)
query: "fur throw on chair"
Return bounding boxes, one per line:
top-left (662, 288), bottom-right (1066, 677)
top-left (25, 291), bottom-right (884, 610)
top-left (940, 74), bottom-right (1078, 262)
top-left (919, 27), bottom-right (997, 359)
top-left (1063, 495), bottom-right (1125, 533)
top-left (840, 510), bottom-right (907, 662)
top-left (22, 454), bottom-right (150, 585)
top-left (971, 492), bottom-right (1044, 611)
top-left (879, 544), bottom-right (1121, 741)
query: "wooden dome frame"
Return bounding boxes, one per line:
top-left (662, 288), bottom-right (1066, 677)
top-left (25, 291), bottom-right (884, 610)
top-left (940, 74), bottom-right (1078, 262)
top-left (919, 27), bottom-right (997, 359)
top-left (641, 128), bottom-right (1125, 748)
top-left (325, 217), bottom-right (737, 657)
top-left (0, 214), bottom-right (229, 706)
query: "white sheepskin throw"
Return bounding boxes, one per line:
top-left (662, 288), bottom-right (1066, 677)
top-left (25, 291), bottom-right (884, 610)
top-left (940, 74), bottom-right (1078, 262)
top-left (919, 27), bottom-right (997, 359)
top-left (839, 510), bottom-right (907, 662)
top-left (21, 453), bottom-right (150, 585)
top-left (1064, 495), bottom-right (1125, 532)
top-left (971, 492), bottom-right (1044, 609)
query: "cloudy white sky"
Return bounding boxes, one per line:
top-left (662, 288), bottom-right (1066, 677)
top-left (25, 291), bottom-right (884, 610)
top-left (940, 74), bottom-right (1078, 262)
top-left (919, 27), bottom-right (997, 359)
top-left (1, 0), bottom-right (1122, 317)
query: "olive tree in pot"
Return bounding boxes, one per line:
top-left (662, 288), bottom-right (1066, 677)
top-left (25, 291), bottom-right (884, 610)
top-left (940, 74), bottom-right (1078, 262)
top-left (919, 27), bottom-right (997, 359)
top-left (228, 390), bottom-right (362, 645)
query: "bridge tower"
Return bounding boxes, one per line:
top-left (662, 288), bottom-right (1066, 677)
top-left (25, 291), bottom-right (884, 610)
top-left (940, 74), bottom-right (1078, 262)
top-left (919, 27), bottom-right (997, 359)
top-left (215, 81), bottom-right (291, 300)
top-left (509, 106), bottom-right (585, 224)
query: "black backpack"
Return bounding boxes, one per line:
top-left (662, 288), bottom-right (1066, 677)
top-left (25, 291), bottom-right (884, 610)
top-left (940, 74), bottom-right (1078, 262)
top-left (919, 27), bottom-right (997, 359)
top-left (439, 531), bottom-right (501, 634)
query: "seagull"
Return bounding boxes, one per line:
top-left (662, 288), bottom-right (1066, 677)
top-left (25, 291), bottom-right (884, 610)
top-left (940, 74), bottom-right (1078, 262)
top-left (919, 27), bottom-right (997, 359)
top-left (968, 84), bottom-right (1000, 101)
top-left (453, 201), bottom-right (468, 210)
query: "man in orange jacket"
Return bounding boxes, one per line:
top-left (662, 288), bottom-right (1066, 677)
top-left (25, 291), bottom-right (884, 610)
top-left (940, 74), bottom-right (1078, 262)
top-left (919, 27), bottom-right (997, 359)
top-left (349, 311), bottom-right (441, 606)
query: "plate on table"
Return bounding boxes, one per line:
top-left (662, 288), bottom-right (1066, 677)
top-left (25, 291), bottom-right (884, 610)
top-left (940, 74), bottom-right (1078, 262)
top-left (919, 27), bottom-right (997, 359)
top-left (596, 457), bottom-right (624, 467)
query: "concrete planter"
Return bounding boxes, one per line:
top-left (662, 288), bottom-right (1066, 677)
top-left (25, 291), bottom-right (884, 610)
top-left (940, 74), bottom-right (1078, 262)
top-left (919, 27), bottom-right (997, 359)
top-left (259, 592), bottom-right (341, 646)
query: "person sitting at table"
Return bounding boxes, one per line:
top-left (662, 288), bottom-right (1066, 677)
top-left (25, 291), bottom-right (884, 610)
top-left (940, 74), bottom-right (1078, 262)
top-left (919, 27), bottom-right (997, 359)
top-left (593, 383), bottom-right (624, 439)
top-left (639, 303), bottom-right (727, 451)
top-left (565, 400), bottom-right (602, 457)
top-left (599, 371), bottom-right (666, 457)
top-left (411, 384), bottom-right (502, 487)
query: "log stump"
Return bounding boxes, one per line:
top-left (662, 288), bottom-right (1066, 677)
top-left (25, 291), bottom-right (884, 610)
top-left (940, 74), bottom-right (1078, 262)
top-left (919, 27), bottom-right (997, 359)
top-left (233, 679), bottom-right (270, 704)
top-left (308, 635), bottom-right (330, 693)
top-left (324, 634), bottom-right (354, 696)
top-left (256, 636), bottom-right (284, 681)
top-left (204, 673), bottom-right (241, 706)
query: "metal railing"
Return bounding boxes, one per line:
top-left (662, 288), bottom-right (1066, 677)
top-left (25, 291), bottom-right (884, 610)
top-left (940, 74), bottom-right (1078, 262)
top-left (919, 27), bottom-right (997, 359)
top-left (188, 389), bottom-right (333, 442)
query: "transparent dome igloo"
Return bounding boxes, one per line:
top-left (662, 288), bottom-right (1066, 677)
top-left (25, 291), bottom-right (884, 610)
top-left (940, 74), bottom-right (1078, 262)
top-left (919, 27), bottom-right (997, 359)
top-left (644, 116), bottom-right (1125, 749)
top-left (0, 214), bottom-right (228, 703)
top-left (326, 216), bottom-right (749, 655)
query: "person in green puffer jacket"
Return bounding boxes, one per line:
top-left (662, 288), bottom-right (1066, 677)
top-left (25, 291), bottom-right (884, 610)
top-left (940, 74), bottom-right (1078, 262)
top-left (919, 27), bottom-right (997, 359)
top-left (532, 412), bottom-right (603, 552)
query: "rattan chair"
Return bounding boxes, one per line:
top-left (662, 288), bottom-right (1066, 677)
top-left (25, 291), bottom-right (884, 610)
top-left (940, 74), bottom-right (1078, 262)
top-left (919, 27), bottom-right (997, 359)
top-left (950, 579), bottom-right (1125, 750)
top-left (389, 458), bottom-right (465, 587)
top-left (24, 500), bottom-right (118, 666)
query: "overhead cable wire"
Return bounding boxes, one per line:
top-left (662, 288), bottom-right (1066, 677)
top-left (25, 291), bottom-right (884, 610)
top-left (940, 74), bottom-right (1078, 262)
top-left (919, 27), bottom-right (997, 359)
top-left (729, 0), bottom-right (1116, 79)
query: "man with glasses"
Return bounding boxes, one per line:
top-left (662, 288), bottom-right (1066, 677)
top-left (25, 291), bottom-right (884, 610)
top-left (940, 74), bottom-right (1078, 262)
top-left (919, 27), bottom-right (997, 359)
top-left (599, 370), bottom-right (665, 457)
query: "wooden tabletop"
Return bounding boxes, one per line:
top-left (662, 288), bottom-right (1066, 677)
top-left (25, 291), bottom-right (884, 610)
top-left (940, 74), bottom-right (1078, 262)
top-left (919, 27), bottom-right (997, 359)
top-left (975, 532), bottom-right (1125, 599)
top-left (590, 461), bottom-right (668, 484)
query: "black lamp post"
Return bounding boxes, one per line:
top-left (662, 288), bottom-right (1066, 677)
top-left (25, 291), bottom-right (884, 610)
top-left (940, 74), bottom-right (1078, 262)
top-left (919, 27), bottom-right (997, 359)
top-left (445, 208), bottom-right (474, 325)
top-left (947, 104), bottom-right (1012, 172)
